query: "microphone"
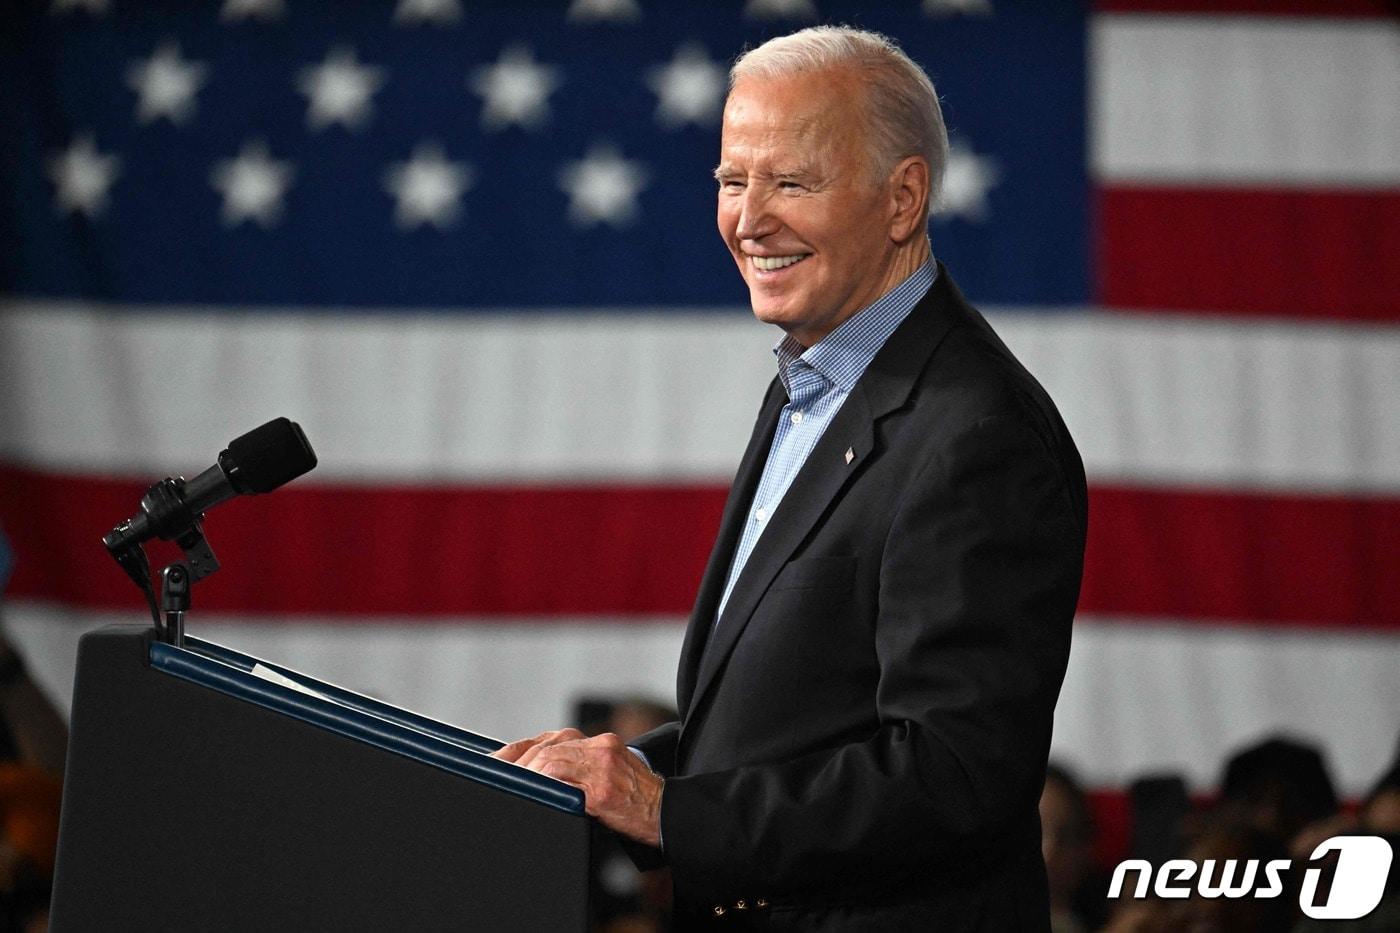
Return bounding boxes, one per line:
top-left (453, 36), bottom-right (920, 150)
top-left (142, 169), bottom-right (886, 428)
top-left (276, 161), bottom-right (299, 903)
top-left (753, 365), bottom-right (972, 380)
top-left (103, 417), bottom-right (317, 553)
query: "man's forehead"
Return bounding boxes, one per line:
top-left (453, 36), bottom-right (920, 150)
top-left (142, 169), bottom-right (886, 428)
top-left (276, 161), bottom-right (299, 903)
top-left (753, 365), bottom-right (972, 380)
top-left (722, 103), bottom-right (827, 148)
top-left (721, 86), bottom-right (847, 159)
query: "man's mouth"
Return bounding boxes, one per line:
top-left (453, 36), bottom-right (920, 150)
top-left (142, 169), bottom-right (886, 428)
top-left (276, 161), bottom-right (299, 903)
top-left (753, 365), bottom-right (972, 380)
top-left (749, 253), bottom-right (810, 272)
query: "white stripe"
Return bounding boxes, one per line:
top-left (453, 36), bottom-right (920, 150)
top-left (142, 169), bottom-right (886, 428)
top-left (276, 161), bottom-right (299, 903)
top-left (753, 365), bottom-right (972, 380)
top-left (992, 308), bottom-right (1400, 494)
top-left (0, 299), bottom-right (775, 483)
top-left (1, 603), bottom-right (684, 747)
top-left (6, 604), bottom-right (1394, 796)
top-left (4, 300), bottom-right (1400, 493)
top-left (1053, 617), bottom-right (1400, 797)
top-left (1092, 16), bottom-right (1400, 185)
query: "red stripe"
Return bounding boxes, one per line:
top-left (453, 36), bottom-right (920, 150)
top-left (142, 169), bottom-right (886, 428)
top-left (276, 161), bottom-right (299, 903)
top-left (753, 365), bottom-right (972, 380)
top-left (1084, 788), bottom-right (1132, 872)
top-left (0, 465), bottom-right (723, 617)
top-left (1095, 0), bottom-right (1397, 16)
top-left (3, 465), bottom-right (1398, 627)
top-left (1097, 186), bottom-right (1400, 322)
top-left (1080, 485), bottom-right (1400, 628)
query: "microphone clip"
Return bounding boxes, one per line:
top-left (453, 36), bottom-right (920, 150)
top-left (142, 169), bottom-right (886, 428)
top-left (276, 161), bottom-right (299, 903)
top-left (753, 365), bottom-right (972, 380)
top-left (103, 475), bottom-right (222, 644)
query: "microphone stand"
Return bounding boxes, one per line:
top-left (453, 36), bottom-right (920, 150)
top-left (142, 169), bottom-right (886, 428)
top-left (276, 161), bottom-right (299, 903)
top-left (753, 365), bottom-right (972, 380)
top-left (103, 476), bottom-right (223, 648)
top-left (160, 564), bottom-right (190, 649)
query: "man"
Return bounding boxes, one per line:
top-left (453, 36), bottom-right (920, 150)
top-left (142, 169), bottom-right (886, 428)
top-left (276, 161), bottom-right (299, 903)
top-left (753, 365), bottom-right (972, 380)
top-left (496, 26), bottom-right (1087, 930)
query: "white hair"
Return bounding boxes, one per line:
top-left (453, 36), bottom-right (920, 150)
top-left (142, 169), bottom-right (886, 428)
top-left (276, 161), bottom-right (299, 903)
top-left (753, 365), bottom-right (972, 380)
top-left (730, 26), bottom-right (949, 214)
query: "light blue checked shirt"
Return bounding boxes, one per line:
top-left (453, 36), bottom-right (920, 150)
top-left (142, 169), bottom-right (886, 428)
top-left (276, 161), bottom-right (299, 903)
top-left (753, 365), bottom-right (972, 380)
top-left (715, 257), bottom-right (937, 623)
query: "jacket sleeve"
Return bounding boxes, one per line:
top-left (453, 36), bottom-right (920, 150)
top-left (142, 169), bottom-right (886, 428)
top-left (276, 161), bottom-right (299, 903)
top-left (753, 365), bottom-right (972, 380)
top-left (628, 720), bottom-right (682, 778)
top-left (654, 410), bottom-right (1087, 897)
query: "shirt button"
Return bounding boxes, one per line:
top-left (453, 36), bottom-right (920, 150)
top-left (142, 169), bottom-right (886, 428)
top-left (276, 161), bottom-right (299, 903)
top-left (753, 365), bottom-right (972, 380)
top-left (791, 411), bottom-right (804, 424)
top-left (755, 507), bottom-right (768, 522)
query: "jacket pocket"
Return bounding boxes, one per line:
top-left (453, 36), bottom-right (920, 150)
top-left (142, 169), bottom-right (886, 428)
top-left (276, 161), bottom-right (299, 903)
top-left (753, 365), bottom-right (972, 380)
top-left (768, 555), bottom-right (857, 593)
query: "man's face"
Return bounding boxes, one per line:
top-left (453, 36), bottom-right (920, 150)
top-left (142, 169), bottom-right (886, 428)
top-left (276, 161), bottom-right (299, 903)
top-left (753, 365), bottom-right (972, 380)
top-left (716, 69), bottom-right (900, 347)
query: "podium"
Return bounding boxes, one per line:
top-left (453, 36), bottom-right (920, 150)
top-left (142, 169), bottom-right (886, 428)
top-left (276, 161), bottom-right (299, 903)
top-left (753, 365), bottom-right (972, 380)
top-left (50, 626), bottom-right (590, 931)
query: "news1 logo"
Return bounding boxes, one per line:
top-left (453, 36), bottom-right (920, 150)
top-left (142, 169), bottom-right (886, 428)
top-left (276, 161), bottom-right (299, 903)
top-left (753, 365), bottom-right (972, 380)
top-left (1108, 835), bottom-right (1395, 920)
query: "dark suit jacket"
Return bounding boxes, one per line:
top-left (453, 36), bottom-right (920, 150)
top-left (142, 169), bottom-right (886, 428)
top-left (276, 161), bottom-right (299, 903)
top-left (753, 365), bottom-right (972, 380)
top-left (631, 265), bottom-right (1088, 931)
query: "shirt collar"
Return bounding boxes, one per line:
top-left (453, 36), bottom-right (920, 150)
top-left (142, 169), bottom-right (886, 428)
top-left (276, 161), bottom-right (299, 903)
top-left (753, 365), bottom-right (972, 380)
top-left (774, 256), bottom-right (937, 395)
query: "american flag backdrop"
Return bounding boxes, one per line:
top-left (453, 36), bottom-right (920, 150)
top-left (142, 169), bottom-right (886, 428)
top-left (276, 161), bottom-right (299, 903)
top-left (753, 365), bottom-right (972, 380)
top-left (2, 0), bottom-right (1398, 833)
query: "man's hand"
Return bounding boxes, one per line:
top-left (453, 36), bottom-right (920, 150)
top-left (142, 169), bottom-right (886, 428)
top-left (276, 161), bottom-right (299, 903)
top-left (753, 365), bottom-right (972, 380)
top-left (493, 729), bottom-right (663, 849)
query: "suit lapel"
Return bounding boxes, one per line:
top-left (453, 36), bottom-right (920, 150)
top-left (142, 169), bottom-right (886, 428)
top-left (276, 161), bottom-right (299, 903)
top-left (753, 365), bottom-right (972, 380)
top-left (686, 387), bottom-right (876, 713)
top-left (681, 269), bottom-right (964, 724)
top-left (675, 378), bottom-right (786, 714)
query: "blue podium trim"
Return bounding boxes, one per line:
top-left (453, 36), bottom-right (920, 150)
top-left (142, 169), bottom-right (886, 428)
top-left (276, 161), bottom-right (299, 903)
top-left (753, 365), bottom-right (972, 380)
top-left (149, 639), bottom-right (585, 815)
top-left (184, 637), bottom-right (505, 755)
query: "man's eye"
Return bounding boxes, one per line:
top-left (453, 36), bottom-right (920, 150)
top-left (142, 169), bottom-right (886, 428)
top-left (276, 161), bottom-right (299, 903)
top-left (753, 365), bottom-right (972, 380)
top-left (778, 180), bottom-right (804, 191)
top-left (720, 180), bottom-right (745, 191)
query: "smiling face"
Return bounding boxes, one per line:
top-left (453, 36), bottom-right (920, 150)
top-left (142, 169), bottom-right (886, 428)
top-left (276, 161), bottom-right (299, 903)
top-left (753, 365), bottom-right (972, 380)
top-left (716, 68), bottom-right (928, 346)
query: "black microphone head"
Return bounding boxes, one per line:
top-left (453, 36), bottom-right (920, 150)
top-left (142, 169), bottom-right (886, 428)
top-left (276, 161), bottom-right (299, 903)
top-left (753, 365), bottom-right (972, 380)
top-left (223, 417), bottom-right (317, 494)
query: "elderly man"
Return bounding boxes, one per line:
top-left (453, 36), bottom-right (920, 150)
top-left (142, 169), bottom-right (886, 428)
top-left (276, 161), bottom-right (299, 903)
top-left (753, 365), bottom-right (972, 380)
top-left (496, 26), bottom-right (1087, 930)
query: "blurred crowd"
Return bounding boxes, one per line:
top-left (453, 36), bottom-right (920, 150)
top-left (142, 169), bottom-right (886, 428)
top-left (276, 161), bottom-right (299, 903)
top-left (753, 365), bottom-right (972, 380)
top-left (578, 697), bottom-right (1400, 933)
top-left (1047, 736), bottom-right (1400, 933)
top-left (0, 635), bottom-right (66, 933)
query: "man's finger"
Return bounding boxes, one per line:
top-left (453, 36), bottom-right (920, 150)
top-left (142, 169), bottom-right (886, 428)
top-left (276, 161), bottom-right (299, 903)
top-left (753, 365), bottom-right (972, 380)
top-left (536, 756), bottom-right (588, 789)
top-left (515, 730), bottom-right (591, 768)
top-left (490, 738), bottom-right (534, 763)
top-left (491, 728), bottom-right (588, 763)
top-left (519, 738), bottom-right (591, 770)
top-left (516, 740), bottom-right (563, 769)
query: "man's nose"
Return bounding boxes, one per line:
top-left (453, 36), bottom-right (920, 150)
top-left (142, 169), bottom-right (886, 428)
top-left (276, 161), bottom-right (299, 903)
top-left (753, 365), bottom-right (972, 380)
top-left (734, 187), bottom-right (778, 241)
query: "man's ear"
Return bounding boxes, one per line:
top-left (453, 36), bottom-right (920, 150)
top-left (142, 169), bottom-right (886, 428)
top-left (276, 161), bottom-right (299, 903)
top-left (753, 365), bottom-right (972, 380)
top-left (888, 156), bottom-right (931, 243)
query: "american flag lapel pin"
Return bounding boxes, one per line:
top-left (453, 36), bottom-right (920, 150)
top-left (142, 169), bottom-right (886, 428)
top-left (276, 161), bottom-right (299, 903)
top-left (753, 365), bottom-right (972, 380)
top-left (845, 447), bottom-right (855, 465)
